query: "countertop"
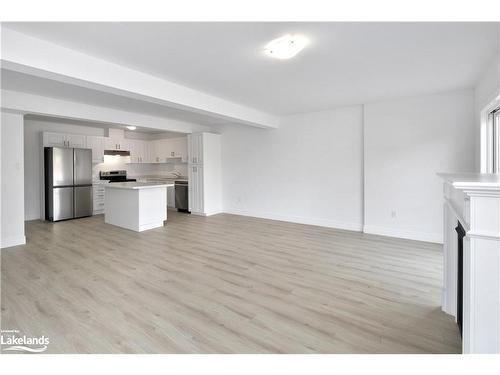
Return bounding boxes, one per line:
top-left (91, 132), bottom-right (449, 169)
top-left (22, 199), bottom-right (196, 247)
top-left (132, 175), bottom-right (188, 183)
top-left (104, 182), bottom-right (174, 190)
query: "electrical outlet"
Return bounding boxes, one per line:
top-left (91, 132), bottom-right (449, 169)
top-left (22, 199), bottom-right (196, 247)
top-left (391, 210), bottom-right (397, 219)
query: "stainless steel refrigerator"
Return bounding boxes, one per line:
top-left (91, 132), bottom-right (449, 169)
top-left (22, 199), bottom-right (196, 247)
top-left (44, 147), bottom-right (93, 221)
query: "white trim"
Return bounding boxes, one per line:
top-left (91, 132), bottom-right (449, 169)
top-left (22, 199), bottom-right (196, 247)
top-left (480, 91), bottom-right (500, 173)
top-left (467, 231), bottom-right (500, 240)
top-left (190, 210), bottom-right (223, 217)
top-left (0, 235), bottom-right (26, 249)
top-left (444, 197), bottom-right (470, 232)
top-left (224, 209), bottom-right (363, 232)
top-left (24, 214), bottom-right (41, 221)
top-left (363, 224), bottom-right (443, 244)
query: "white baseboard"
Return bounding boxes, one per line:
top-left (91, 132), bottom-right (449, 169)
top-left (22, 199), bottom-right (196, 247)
top-left (223, 209), bottom-right (442, 243)
top-left (191, 210), bottom-right (223, 217)
top-left (363, 224), bottom-right (443, 244)
top-left (223, 209), bottom-right (363, 232)
top-left (1, 235), bottom-right (26, 249)
top-left (25, 213), bottom-right (41, 221)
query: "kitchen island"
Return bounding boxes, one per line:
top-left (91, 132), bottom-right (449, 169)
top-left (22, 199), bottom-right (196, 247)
top-left (104, 182), bottom-right (174, 232)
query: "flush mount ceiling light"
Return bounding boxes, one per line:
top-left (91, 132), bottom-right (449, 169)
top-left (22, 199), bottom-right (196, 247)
top-left (126, 126), bottom-right (137, 130)
top-left (263, 34), bottom-right (309, 60)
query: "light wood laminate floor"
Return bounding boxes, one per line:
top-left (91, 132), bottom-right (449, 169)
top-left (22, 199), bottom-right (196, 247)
top-left (1, 211), bottom-right (461, 353)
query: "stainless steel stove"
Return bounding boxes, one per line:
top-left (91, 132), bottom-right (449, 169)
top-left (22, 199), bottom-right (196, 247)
top-left (99, 170), bottom-right (137, 183)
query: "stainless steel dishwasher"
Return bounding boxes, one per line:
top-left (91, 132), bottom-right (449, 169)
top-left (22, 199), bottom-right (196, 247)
top-left (175, 180), bottom-right (190, 212)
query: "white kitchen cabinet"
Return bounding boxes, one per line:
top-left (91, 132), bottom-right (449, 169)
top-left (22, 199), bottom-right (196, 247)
top-left (43, 132), bottom-right (87, 148)
top-left (149, 139), bottom-right (171, 163)
top-left (188, 164), bottom-right (204, 214)
top-left (92, 182), bottom-right (108, 215)
top-left (169, 137), bottom-right (188, 162)
top-left (67, 134), bottom-right (87, 148)
top-left (187, 133), bottom-right (221, 216)
top-left (129, 139), bottom-right (149, 163)
top-left (86, 136), bottom-right (105, 163)
top-left (188, 133), bottom-right (203, 164)
top-left (149, 140), bottom-right (160, 163)
top-left (105, 137), bottom-right (130, 151)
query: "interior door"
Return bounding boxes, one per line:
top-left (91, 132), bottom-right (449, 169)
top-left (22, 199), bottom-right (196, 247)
top-left (74, 186), bottom-right (93, 218)
top-left (52, 186), bottom-right (74, 221)
top-left (74, 148), bottom-right (93, 185)
top-left (52, 147), bottom-right (74, 187)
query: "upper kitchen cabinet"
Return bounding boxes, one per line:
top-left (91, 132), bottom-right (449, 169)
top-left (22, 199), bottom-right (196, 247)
top-left (86, 136), bottom-right (105, 163)
top-left (43, 132), bottom-right (86, 148)
top-left (169, 137), bottom-right (188, 162)
top-left (151, 138), bottom-right (178, 163)
top-left (104, 137), bottom-right (130, 152)
top-left (129, 139), bottom-right (149, 163)
top-left (188, 133), bottom-right (204, 164)
top-left (149, 139), bottom-right (164, 163)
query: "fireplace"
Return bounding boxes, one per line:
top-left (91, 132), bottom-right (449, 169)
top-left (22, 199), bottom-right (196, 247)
top-left (455, 221), bottom-right (465, 337)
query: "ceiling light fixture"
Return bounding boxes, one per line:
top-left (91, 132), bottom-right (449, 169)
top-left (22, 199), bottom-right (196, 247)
top-left (263, 34), bottom-right (309, 60)
top-left (126, 126), bottom-right (137, 130)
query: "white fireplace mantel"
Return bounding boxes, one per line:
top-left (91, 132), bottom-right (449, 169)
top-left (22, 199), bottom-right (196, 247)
top-left (438, 173), bottom-right (500, 354)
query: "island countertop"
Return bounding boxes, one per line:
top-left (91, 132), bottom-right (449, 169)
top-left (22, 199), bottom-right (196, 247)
top-left (104, 182), bottom-right (174, 190)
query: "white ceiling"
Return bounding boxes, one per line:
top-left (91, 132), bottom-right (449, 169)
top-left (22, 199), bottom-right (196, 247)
top-left (3, 22), bottom-right (500, 116)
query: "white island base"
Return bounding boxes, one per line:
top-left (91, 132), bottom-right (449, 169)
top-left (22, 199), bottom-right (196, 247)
top-left (104, 182), bottom-right (173, 232)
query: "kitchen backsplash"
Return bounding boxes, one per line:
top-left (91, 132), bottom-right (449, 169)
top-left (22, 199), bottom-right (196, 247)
top-left (92, 155), bottom-right (188, 180)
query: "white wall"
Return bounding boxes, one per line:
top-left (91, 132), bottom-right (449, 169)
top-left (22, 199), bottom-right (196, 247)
top-left (363, 90), bottom-right (475, 243)
top-left (1, 111), bottom-right (25, 248)
top-left (474, 53), bottom-right (500, 171)
top-left (220, 106), bottom-right (364, 231)
top-left (219, 89), bottom-right (475, 243)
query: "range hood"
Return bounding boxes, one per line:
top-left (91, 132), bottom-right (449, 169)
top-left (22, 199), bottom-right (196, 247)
top-left (104, 149), bottom-right (130, 156)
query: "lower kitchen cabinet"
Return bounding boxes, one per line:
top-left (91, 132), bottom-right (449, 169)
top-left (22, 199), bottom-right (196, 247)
top-left (92, 182), bottom-right (107, 214)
